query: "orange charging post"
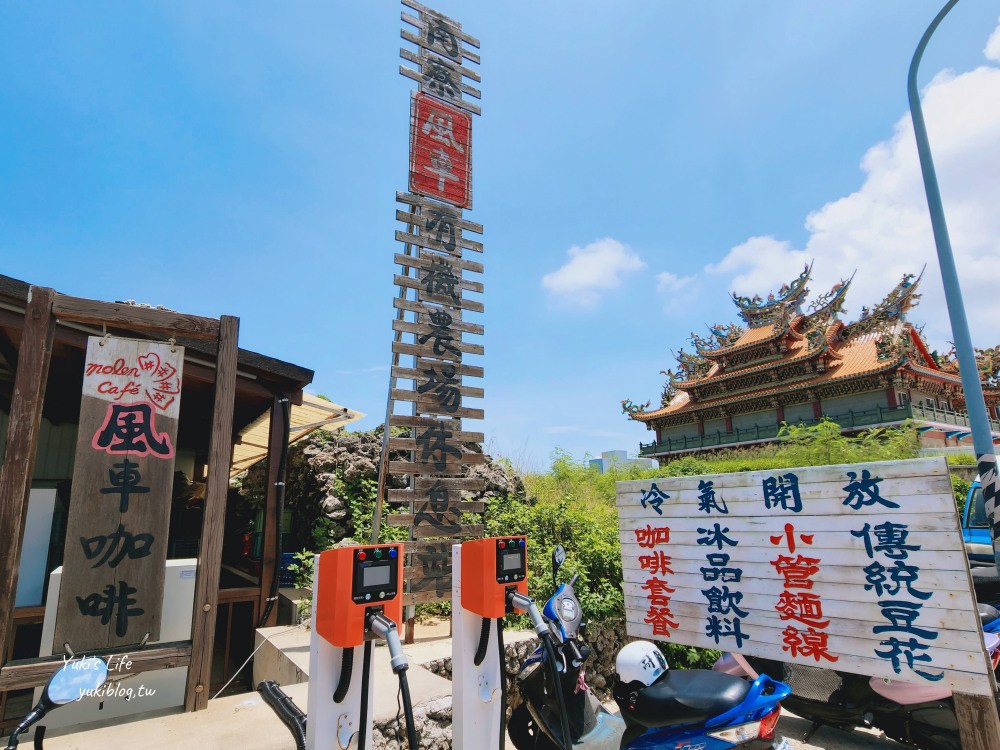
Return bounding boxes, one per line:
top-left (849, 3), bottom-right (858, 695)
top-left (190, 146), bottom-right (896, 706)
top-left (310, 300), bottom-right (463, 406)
top-left (314, 544), bottom-right (403, 648)
top-left (460, 536), bottom-right (528, 618)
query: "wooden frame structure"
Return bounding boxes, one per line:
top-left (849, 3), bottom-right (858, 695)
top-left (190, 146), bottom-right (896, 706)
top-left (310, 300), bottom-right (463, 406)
top-left (0, 287), bottom-right (238, 712)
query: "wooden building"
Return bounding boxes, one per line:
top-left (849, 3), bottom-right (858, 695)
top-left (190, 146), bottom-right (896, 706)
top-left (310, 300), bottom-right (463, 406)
top-left (627, 265), bottom-right (1000, 460)
top-left (0, 274), bottom-right (359, 727)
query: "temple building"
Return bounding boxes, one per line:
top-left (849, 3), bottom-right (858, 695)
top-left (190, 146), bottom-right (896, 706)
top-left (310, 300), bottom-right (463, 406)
top-left (625, 264), bottom-right (1000, 461)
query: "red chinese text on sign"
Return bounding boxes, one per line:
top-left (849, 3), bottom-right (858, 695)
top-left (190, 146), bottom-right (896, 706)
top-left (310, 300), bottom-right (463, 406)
top-left (409, 92), bottom-right (472, 208)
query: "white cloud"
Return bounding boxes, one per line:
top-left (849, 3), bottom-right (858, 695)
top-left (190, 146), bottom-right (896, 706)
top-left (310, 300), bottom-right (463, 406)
top-left (700, 23), bottom-right (1000, 350)
top-left (334, 365), bottom-right (390, 376)
top-left (986, 17), bottom-right (1000, 62)
top-left (542, 237), bottom-right (646, 307)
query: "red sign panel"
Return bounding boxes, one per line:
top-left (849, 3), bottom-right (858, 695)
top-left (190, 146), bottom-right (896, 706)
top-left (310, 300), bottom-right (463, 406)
top-left (409, 92), bottom-right (472, 208)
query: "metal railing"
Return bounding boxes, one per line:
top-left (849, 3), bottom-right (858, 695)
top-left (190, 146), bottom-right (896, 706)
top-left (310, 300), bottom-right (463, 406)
top-left (638, 402), bottom-right (1000, 457)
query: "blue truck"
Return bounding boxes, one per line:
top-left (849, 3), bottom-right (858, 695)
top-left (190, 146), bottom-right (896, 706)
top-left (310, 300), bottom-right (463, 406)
top-left (964, 478), bottom-right (996, 568)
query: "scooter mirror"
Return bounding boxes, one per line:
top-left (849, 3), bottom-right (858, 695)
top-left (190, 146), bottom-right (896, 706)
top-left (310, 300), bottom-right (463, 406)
top-left (44, 656), bottom-right (109, 706)
top-left (552, 545), bottom-right (566, 585)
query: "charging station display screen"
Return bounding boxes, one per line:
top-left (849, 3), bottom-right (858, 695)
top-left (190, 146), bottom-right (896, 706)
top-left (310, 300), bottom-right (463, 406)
top-left (362, 563), bottom-right (391, 588)
top-left (350, 548), bottom-right (399, 604)
top-left (502, 551), bottom-right (523, 571)
top-left (494, 539), bottom-right (527, 583)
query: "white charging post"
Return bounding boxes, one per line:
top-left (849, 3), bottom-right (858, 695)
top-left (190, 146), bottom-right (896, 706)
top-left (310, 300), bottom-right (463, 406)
top-left (306, 544), bottom-right (404, 750)
top-left (452, 537), bottom-right (534, 750)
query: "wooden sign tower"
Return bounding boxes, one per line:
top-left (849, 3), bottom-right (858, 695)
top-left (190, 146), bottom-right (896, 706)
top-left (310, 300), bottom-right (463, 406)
top-left (373, 0), bottom-right (486, 614)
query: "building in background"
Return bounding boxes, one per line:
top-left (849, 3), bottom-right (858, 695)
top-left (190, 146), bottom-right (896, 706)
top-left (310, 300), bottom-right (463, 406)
top-left (624, 265), bottom-right (1000, 463)
top-left (588, 450), bottom-right (658, 473)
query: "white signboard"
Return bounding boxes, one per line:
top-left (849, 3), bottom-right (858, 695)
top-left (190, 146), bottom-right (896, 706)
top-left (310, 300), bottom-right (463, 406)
top-left (616, 457), bottom-right (994, 696)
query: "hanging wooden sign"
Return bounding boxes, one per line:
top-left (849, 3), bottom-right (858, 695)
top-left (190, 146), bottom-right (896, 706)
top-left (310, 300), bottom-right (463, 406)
top-left (409, 92), bottom-right (473, 208)
top-left (53, 336), bottom-right (183, 652)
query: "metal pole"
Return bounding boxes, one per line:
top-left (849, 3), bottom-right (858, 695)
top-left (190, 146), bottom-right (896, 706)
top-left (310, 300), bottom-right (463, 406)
top-left (907, 0), bottom-right (1000, 567)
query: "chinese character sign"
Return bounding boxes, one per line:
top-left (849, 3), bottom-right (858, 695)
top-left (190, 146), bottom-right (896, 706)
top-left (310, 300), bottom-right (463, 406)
top-left (410, 93), bottom-right (472, 208)
top-left (54, 337), bottom-right (183, 651)
top-left (616, 458), bottom-right (994, 696)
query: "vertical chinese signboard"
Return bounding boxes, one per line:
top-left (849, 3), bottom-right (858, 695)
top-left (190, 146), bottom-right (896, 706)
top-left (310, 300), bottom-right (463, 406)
top-left (616, 458), bottom-right (995, 696)
top-left (381, 0), bottom-right (485, 606)
top-left (53, 336), bottom-right (183, 651)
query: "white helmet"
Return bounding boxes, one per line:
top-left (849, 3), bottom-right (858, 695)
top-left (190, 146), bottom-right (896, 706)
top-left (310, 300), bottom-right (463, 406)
top-left (616, 641), bottom-right (668, 686)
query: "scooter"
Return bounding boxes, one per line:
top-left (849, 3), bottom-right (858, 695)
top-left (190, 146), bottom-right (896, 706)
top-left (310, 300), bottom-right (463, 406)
top-left (5, 655), bottom-right (109, 749)
top-left (713, 604), bottom-right (1000, 750)
top-left (507, 545), bottom-right (625, 750)
top-left (508, 545), bottom-right (792, 750)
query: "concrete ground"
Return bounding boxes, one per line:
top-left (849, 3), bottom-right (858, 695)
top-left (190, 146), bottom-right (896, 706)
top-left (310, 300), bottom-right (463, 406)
top-left (23, 620), bottom-right (915, 749)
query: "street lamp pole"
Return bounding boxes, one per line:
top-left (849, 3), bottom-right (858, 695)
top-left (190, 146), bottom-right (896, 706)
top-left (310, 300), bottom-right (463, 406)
top-left (907, 0), bottom-right (1000, 567)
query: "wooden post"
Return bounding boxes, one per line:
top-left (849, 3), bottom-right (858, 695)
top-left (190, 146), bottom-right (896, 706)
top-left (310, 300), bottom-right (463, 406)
top-left (0, 287), bottom-right (56, 664)
top-left (185, 315), bottom-right (239, 711)
top-left (953, 693), bottom-right (1000, 750)
top-left (259, 394), bottom-right (287, 627)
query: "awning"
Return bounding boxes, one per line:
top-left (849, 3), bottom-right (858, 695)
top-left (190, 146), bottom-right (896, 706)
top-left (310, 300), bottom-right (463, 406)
top-left (230, 393), bottom-right (365, 476)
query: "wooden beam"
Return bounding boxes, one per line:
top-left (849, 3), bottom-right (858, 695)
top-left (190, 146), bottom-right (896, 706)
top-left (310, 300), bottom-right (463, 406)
top-left (0, 287), bottom-right (56, 667)
top-left (259, 395), bottom-right (288, 627)
top-left (52, 295), bottom-right (221, 341)
top-left (0, 642), bottom-right (191, 691)
top-left (953, 692), bottom-right (1000, 750)
top-left (185, 315), bottom-right (239, 711)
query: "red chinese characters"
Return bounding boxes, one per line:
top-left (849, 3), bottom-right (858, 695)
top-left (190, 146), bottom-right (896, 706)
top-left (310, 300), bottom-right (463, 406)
top-left (635, 524), bottom-right (677, 637)
top-left (409, 93), bottom-right (472, 208)
top-left (769, 522), bottom-right (837, 663)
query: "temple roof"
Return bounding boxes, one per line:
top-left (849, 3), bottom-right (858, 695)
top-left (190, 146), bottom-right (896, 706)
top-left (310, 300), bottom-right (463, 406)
top-left (634, 325), bottom-right (959, 422)
top-left (627, 269), bottom-right (955, 424)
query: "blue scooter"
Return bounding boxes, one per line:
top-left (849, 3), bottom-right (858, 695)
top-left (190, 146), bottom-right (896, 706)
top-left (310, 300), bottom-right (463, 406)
top-left (508, 545), bottom-right (791, 750)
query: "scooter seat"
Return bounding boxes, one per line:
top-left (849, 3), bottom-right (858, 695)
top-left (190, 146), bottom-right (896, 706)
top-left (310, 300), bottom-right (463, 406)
top-left (614, 669), bottom-right (750, 729)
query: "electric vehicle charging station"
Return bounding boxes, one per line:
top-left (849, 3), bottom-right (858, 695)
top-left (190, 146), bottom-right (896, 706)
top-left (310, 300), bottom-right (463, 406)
top-left (306, 543), bottom-right (416, 750)
top-left (453, 536), bottom-right (551, 750)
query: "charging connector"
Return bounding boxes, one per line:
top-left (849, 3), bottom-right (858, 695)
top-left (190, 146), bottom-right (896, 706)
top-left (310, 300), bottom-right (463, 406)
top-left (367, 612), bottom-right (409, 674)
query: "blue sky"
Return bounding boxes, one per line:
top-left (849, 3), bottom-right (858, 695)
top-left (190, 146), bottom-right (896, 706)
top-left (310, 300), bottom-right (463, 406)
top-left (3, 2), bottom-right (1000, 472)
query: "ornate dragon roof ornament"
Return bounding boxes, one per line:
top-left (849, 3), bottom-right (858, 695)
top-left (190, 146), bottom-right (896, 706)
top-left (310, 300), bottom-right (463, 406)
top-left (731, 262), bottom-right (813, 328)
top-left (840, 269), bottom-right (924, 342)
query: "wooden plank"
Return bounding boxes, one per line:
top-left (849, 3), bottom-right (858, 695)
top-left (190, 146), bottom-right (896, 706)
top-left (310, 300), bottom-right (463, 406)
top-left (259, 395), bottom-right (288, 627)
top-left (395, 213), bottom-right (484, 250)
top-left (412, 476), bottom-right (485, 491)
top-left (0, 642), bottom-right (192, 691)
top-left (395, 251), bottom-right (484, 275)
top-left (396, 193), bottom-right (484, 232)
top-left (404, 589), bottom-right (452, 605)
top-left (0, 286), bottom-right (55, 666)
top-left (390, 389), bottom-right (483, 419)
top-left (391, 341), bottom-right (485, 366)
top-left (185, 315), bottom-right (239, 712)
top-left (389, 414), bottom-right (464, 431)
top-left (52, 295), bottom-right (221, 342)
top-left (399, 65), bottom-right (482, 115)
top-left (400, 4), bottom-right (481, 57)
top-left (387, 492), bottom-right (485, 509)
top-left (410, 523), bottom-right (483, 539)
top-left (400, 26), bottom-right (481, 69)
top-left (391, 321), bottom-right (484, 354)
top-left (54, 337), bottom-right (185, 652)
top-left (392, 301), bottom-right (483, 335)
top-left (391, 358), bottom-right (484, 379)
top-left (389, 434), bottom-right (484, 449)
top-left (400, 49), bottom-right (482, 100)
top-left (395, 230), bottom-right (484, 256)
top-left (401, 0), bottom-right (482, 48)
top-left (385, 502), bottom-right (486, 521)
top-left (953, 693), bottom-right (1000, 750)
top-left (394, 271), bottom-right (484, 296)
top-left (393, 362), bottom-right (484, 386)
top-left (388, 454), bottom-right (486, 475)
